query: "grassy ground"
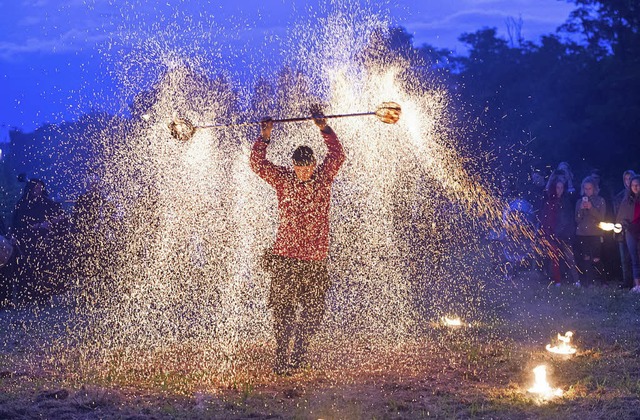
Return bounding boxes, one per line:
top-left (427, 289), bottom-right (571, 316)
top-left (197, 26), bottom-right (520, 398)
top-left (1, 270), bottom-right (639, 419)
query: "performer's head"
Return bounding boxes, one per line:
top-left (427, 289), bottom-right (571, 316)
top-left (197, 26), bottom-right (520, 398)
top-left (292, 146), bottom-right (316, 181)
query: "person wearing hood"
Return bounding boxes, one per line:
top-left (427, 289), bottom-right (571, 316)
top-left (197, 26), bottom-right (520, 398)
top-left (616, 175), bottom-right (640, 293)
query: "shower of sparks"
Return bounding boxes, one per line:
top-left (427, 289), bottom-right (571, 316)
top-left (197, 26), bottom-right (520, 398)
top-left (527, 365), bottom-right (563, 400)
top-left (545, 331), bottom-right (577, 355)
top-left (0, 1), bottom-right (563, 392)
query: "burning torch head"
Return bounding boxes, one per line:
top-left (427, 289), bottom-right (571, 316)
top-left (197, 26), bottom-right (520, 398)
top-left (375, 101), bottom-right (402, 124)
top-left (168, 117), bottom-right (197, 142)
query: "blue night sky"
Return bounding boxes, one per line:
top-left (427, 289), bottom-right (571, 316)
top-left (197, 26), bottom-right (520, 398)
top-left (1, 0), bottom-right (575, 132)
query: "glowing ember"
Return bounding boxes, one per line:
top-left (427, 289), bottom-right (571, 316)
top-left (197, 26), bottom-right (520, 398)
top-left (545, 331), bottom-right (577, 355)
top-left (442, 316), bottom-right (463, 327)
top-left (528, 365), bottom-right (563, 399)
top-left (599, 222), bottom-right (622, 234)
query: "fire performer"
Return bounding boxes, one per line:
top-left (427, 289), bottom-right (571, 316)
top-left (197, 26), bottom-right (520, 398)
top-left (250, 106), bottom-right (345, 375)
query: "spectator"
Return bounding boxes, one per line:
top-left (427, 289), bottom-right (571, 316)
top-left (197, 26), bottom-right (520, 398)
top-left (590, 168), bottom-right (615, 218)
top-left (616, 175), bottom-right (640, 293)
top-left (546, 162), bottom-right (576, 197)
top-left (613, 170), bottom-right (636, 289)
top-left (0, 217), bottom-right (18, 308)
top-left (540, 175), bottom-right (580, 286)
top-left (11, 179), bottom-right (69, 303)
top-left (575, 176), bottom-right (607, 287)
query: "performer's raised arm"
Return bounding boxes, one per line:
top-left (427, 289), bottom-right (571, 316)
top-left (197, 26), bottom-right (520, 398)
top-left (250, 117), bottom-right (287, 186)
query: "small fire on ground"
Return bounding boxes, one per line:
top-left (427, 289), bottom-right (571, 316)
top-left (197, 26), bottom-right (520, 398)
top-left (546, 331), bottom-right (577, 355)
top-left (528, 365), bottom-right (563, 400)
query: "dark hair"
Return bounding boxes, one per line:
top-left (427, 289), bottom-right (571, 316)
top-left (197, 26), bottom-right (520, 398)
top-left (580, 175), bottom-right (600, 196)
top-left (625, 175), bottom-right (640, 203)
top-left (292, 146), bottom-right (316, 166)
top-left (547, 175), bottom-right (567, 199)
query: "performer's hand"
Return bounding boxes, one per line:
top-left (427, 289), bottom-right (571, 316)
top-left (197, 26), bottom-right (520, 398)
top-left (260, 117), bottom-right (273, 141)
top-left (310, 104), bottom-right (327, 130)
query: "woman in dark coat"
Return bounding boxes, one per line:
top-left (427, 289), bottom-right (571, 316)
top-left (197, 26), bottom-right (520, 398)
top-left (575, 176), bottom-right (607, 287)
top-left (616, 175), bottom-right (640, 293)
top-left (540, 175), bottom-right (580, 286)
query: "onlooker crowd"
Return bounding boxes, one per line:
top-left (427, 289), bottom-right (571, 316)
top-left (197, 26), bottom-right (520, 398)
top-left (0, 176), bottom-right (115, 308)
top-left (505, 161), bottom-right (640, 292)
top-left (2, 160), bottom-right (640, 310)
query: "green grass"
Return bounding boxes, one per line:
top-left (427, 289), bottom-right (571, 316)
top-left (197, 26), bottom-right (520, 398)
top-left (1, 271), bottom-right (640, 418)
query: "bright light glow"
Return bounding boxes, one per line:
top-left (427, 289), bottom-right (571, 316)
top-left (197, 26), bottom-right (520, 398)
top-left (545, 331), bottom-right (577, 355)
top-left (442, 316), bottom-right (463, 327)
top-left (599, 222), bottom-right (622, 234)
top-left (528, 365), bottom-right (563, 399)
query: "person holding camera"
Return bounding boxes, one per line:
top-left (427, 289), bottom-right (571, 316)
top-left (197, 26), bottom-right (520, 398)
top-left (575, 176), bottom-right (606, 287)
top-left (250, 105), bottom-right (346, 375)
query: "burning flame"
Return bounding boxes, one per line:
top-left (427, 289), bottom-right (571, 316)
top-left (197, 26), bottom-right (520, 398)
top-left (546, 331), bottom-right (577, 355)
top-left (528, 365), bottom-right (563, 399)
top-left (599, 222), bottom-right (622, 234)
top-left (442, 316), bottom-right (463, 327)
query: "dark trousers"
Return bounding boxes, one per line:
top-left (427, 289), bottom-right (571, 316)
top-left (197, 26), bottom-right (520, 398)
top-left (547, 237), bottom-right (579, 284)
top-left (618, 239), bottom-right (633, 288)
top-left (263, 252), bottom-right (330, 368)
top-left (576, 235), bottom-right (604, 286)
top-left (626, 233), bottom-right (640, 281)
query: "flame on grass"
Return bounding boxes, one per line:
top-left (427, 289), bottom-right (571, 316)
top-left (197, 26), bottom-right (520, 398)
top-left (528, 365), bottom-right (563, 400)
top-left (546, 331), bottom-right (577, 355)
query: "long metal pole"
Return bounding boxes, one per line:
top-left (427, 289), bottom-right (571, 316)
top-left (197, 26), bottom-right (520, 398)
top-left (197, 111), bottom-right (376, 129)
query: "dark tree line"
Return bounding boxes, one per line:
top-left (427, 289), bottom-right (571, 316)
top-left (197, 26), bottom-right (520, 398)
top-left (384, 0), bottom-right (639, 186)
top-left (5, 0), bottom-right (638, 208)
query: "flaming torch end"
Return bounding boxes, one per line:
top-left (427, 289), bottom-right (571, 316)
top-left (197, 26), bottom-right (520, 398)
top-left (169, 117), bottom-right (197, 142)
top-left (375, 101), bottom-right (402, 124)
